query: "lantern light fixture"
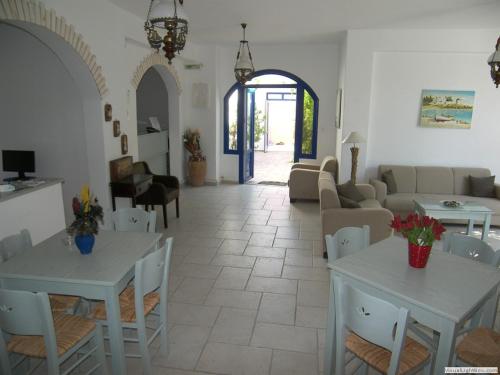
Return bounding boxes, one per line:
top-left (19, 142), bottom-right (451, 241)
top-left (234, 23), bottom-right (255, 84)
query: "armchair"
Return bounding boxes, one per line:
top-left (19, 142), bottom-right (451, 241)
top-left (288, 156), bottom-right (338, 203)
top-left (132, 162), bottom-right (180, 228)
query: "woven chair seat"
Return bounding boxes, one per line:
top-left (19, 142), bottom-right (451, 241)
top-left (49, 294), bottom-right (80, 312)
top-left (7, 313), bottom-right (95, 358)
top-left (91, 286), bottom-right (160, 323)
top-left (346, 332), bottom-right (430, 375)
top-left (456, 328), bottom-right (500, 367)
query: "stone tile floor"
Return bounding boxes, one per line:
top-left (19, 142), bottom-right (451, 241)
top-left (28, 183), bottom-right (500, 374)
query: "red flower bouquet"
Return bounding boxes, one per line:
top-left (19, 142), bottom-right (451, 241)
top-left (391, 213), bottom-right (446, 268)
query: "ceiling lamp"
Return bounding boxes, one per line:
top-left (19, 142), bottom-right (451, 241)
top-left (234, 23), bottom-right (255, 84)
top-left (145, 0), bottom-right (188, 64)
top-left (488, 36), bottom-right (500, 88)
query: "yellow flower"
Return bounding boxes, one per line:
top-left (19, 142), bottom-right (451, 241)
top-left (81, 185), bottom-right (90, 213)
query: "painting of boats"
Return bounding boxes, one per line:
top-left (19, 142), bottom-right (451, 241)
top-left (419, 89), bottom-right (475, 129)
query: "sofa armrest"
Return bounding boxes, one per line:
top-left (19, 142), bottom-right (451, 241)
top-left (289, 169), bottom-right (320, 200)
top-left (153, 175), bottom-right (180, 189)
top-left (370, 178), bottom-right (387, 204)
top-left (291, 163), bottom-right (320, 171)
top-left (356, 184), bottom-right (376, 200)
top-left (495, 184), bottom-right (500, 199)
top-left (321, 208), bottom-right (394, 244)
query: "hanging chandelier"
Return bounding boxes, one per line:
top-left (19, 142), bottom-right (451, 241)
top-left (488, 36), bottom-right (500, 88)
top-left (145, 0), bottom-right (188, 64)
top-left (234, 23), bottom-right (255, 84)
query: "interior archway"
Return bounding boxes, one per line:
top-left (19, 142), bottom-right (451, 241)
top-left (0, 21), bottom-right (107, 220)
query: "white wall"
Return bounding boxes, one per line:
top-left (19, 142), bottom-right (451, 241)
top-left (340, 28), bottom-right (500, 183)
top-left (0, 24), bottom-right (89, 223)
top-left (217, 43), bottom-right (340, 182)
top-left (136, 67), bottom-right (169, 134)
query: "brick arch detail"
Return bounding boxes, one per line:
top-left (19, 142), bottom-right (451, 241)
top-left (131, 53), bottom-right (182, 94)
top-left (0, 0), bottom-right (109, 97)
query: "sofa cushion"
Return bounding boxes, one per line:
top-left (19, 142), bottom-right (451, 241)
top-left (416, 167), bottom-right (454, 194)
top-left (384, 193), bottom-right (416, 213)
top-left (339, 196), bottom-right (361, 208)
top-left (318, 172), bottom-right (341, 209)
top-left (470, 176), bottom-right (496, 198)
top-left (381, 170), bottom-right (397, 194)
top-left (379, 165), bottom-right (416, 194)
top-left (358, 199), bottom-right (383, 209)
top-left (337, 180), bottom-right (365, 202)
top-left (452, 167), bottom-right (491, 195)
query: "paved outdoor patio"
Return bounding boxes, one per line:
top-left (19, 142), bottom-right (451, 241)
top-left (252, 151), bottom-right (293, 184)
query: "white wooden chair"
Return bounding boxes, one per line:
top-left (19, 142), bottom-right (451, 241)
top-left (91, 237), bottom-right (173, 375)
top-left (333, 280), bottom-right (432, 375)
top-left (111, 208), bottom-right (157, 233)
top-left (0, 230), bottom-right (80, 314)
top-left (443, 232), bottom-right (500, 267)
top-left (0, 289), bottom-right (107, 375)
top-left (325, 225), bottom-right (370, 266)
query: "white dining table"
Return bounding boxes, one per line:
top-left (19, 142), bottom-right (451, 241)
top-left (324, 236), bottom-right (500, 374)
top-left (0, 230), bottom-right (161, 375)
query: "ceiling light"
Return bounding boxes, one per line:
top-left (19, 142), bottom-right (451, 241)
top-left (488, 36), bottom-right (500, 88)
top-left (234, 23), bottom-right (255, 84)
top-left (145, 0), bottom-right (188, 64)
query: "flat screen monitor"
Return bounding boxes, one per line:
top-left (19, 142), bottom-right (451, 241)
top-left (2, 150), bottom-right (35, 180)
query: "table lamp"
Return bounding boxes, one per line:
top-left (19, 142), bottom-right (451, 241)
top-left (342, 131), bottom-right (366, 184)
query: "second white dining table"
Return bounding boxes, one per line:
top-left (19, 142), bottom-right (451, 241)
top-left (0, 229), bottom-right (162, 375)
top-left (324, 236), bottom-right (500, 374)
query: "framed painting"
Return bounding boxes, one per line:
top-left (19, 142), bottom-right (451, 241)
top-left (335, 88), bottom-right (343, 129)
top-left (419, 89), bottom-right (475, 129)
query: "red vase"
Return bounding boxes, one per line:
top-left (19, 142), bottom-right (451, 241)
top-left (408, 242), bottom-right (432, 268)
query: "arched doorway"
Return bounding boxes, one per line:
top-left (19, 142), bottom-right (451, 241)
top-left (0, 18), bottom-right (107, 221)
top-left (131, 54), bottom-right (182, 181)
top-left (223, 69), bottom-right (319, 184)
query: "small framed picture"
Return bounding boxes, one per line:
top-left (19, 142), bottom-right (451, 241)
top-left (121, 134), bottom-right (128, 155)
top-left (113, 120), bottom-right (121, 137)
top-left (104, 103), bottom-right (112, 122)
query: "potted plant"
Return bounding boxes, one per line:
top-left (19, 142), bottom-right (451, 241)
top-left (67, 185), bottom-right (103, 254)
top-left (390, 213), bottom-right (446, 268)
top-left (183, 128), bottom-right (206, 186)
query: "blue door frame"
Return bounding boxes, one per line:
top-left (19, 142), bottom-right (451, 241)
top-left (228, 69), bottom-right (319, 184)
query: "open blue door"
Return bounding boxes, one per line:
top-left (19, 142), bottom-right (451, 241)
top-left (239, 88), bottom-right (255, 183)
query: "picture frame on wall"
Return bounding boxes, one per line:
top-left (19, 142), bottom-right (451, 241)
top-left (335, 88), bottom-right (343, 129)
top-left (419, 89), bottom-right (475, 129)
top-left (113, 120), bottom-right (121, 137)
top-left (104, 103), bottom-right (112, 122)
top-left (121, 134), bottom-right (128, 155)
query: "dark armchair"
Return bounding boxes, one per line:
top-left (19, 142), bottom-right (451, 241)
top-left (132, 161), bottom-right (180, 228)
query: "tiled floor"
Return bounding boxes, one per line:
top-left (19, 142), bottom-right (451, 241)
top-left (252, 151), bottom-right (294, 183)
top-left (28, 183), bottom-right (500, 374)
top-left (150, 183), bottom-right (326, 374)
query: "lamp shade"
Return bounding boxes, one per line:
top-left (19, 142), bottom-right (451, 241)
top-left (342, 131), bottom-right (366, 145)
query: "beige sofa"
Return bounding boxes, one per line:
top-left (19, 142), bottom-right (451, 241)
top-left (288, 156), bottom-right (338, 202)
top-left (319, 171), bottom-right (394, 252)
top-left (371, 165), bottom-right (500, 225)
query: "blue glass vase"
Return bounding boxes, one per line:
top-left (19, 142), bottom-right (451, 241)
top-left (74, 234), bottom-right (95, 255)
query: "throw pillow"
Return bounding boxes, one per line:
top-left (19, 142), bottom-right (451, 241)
top-left (339, 195), bottom-right (361, 208)
top-left (381, 169), bottom-right (398, 194)
top-left (469, 175), bottom-right (496, 197)
top-left (336, 180), bottom-right (365, 202)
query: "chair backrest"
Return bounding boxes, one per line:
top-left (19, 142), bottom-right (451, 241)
top-left (443, 233), bottom-right (500, 267)
top-left (0, 229), bottom-right (32, 262)
top-left (132, 161), bottom-right (152, 175)
top-left (135, 237), bottom-right (173, 299)
top-left (325, 225), bottom-right (370, 262)
top-left (0, 289), bottom-right (58, 369)
top-left (112, 208), bottom-right (157, 233)
top-left (336, 281), bottom-right (409, 375)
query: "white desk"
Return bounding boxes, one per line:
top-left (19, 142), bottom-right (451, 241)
top-left (0, 230), bottom-right (161, 375)
top-left (324, 236), bottom-right (500, 374)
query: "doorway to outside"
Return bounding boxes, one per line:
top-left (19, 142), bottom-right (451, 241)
top-left (253, 87), bottom-right (296, 183)
top-left (224, 70), bottom-right (319, 185)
